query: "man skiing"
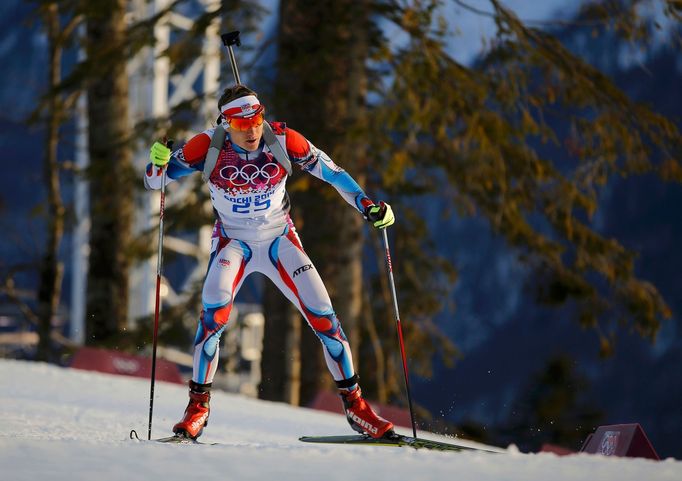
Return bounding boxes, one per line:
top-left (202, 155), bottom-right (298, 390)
top-left (145, 84), bottom-right (396, 440)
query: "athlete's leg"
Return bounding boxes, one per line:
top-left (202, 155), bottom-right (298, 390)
top-left (174, 230), bottom-right (254, 438)
top-left (192, 233), bottom-right (253, 385)
top-left (262, 225), bottom-right (355, 382)
top-left (262, 225), bottom-right (394, 438)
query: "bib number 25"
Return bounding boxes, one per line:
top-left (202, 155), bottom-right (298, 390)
top-left (232, 198), bottom-right (271, 214)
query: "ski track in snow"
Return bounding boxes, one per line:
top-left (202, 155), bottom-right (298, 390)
top-left (1, 359), bottom-right (679, 481)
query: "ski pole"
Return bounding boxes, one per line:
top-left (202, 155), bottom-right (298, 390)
top-left (381, 227), bottom-right (418, 439)
top-left (148, 139), bottom-right (173, 440)
top-left (221, 31), bottom-right (242, 84)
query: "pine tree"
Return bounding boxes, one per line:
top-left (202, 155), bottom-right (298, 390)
top-left (82, 0), bottom-right (135, 344)
top-left (15, 0), bottom-right (84, 360)
top-left (260, 0), bottom-right (379, 405)
top-left (366, 0), bottom-right (681, 360)
top-left (33, 2), bottom-right (77, 361)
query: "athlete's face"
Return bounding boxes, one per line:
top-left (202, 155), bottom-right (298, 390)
top-left (227, 121), bottom-right (263, 152)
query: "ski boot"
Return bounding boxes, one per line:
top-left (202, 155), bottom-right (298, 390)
top-left (172, 380), bottom-right (211, 439)
top-left (340, 386), bottom-right (394, 439)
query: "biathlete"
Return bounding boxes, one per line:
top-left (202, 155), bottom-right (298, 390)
top-left (145, 84), bottom-right (395, 440)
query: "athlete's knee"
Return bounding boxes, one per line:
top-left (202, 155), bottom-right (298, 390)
top-left (201, 304), bottom-right (233, 331)
top-left (307, 309), bottom-right (342, 335)
top-left (194, 304), bottom-right (232, 352)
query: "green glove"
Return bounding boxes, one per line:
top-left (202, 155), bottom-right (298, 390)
top-left (150, 141), bottom-right (171, 167)
top-left (364, 201), bottom-right (395, 229)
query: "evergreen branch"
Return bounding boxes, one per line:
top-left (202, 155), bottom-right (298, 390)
top-left (57, 13), bottom-right (84, 45)
top-left (452, 0), bottom-right (603, 28)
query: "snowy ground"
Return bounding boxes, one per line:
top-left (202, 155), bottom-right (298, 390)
top-left (1, 359), bottom-right (679, 481)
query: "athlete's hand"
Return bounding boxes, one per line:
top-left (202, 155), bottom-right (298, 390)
top-left (150, 141), bottom-right (171, 167)
top-left (364, 201), bottom-right (395, 229)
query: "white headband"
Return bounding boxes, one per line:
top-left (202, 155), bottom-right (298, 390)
top-left (220, 95), bottom-right (262, 118)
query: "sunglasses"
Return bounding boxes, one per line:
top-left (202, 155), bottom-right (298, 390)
top-left (228, 112), bottom-right (265, 131)
top-left (225, 111), bottom-right (265, 132)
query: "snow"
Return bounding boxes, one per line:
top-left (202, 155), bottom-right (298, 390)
top-left (1, 359), bottom-right (679, 481)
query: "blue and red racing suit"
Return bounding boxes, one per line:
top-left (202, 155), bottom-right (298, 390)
top-left (144, 122), bottom-right (375, 386)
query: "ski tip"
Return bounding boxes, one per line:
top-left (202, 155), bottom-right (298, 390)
top-left (130, 428), bottom-right (218, 445)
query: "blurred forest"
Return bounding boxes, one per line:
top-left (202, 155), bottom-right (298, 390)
top-left (2, 0), bottom-right (681, 456)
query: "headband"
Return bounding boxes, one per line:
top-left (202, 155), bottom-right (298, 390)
top-left (220, 95), bottom-right (262, 118)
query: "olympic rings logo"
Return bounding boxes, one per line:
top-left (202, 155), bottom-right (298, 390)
top-left (218, 162), bottom-right (282, 187)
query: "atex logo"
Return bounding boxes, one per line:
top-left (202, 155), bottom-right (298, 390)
top-left (219, 258), bottom-right (231, 268)
top-left (292, 264), bottom-right (314, 278)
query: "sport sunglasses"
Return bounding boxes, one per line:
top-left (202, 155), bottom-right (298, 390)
top-left (223, 104), bottom-right (265, 132)
top-left (227, 112), bottom-right (265, 131)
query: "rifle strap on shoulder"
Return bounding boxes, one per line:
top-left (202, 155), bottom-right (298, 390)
top-left (203, 126), bottom-right (227, 182)
top-left (263, 122), bottom-right (293, 175)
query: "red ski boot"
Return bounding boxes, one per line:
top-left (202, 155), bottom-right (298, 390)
top-left (340, 387), bottom-right (394, 439)
top-left (172, 381), bottom-right (211, 439)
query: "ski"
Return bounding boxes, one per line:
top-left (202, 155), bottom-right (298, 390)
top-left (129, 429), bottom-right (218, 445)
top-left (299, 433), bottom-right (499, 453)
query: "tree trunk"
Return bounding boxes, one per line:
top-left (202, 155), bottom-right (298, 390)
top-left (263, 0), bottom-right (371, 405)
top-left (36, 3), bottom-right (66, 362)
top-left (362, 286), bottom-right (388, 403)
top-left (259, 279), bottom-right (301, 403)
top-left (84, 0), bottom-right (133, 344)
